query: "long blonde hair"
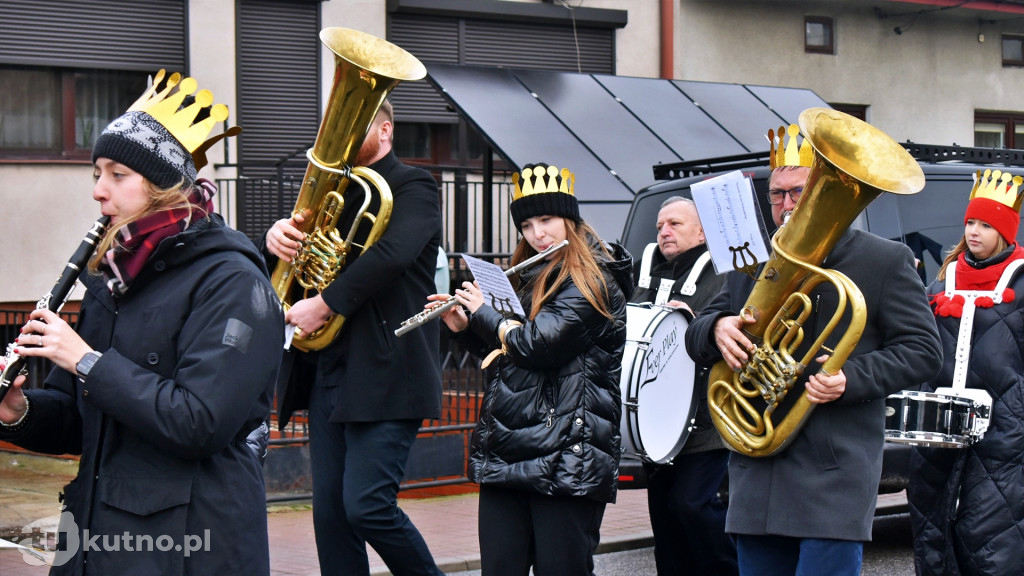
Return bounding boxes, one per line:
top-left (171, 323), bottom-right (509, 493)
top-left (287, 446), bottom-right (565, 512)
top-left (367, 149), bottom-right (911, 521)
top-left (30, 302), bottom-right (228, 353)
top-left (510, 219), bottom-right (615, 321)
top-left (936, 234), bottom-right (1010, 281)
top-left (88, 177), bottom-right (203, 272)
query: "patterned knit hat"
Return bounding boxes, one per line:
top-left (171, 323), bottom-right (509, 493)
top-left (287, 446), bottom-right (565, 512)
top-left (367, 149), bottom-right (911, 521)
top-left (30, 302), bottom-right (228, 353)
top-left (964, 169), bottom-right (1024, 244)
top-left (510, 163), bottom-right (580, 226)
top-left (92, 70), bottom-right (241, 189)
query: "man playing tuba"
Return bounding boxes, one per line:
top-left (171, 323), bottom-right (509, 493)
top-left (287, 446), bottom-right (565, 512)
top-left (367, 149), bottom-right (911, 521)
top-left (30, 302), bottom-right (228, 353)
top-left (684, 121), bottom-right (941, 576)
top-left (263, 99), bottom-right (445, 576)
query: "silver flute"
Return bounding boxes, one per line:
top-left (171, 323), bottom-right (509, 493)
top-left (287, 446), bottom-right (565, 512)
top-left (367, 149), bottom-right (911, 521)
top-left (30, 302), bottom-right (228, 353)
top-left (395, 239), bottom-right (569, 337)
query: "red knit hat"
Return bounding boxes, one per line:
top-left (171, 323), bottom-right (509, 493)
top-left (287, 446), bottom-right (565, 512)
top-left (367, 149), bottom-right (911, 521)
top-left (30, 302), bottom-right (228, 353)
top-left (964, 169), bottom-right (1024, 244)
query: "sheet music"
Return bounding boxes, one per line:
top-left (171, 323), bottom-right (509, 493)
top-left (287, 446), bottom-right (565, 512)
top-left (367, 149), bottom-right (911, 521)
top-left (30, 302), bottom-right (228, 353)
top-left (462, 254), bottom-right (526, 317)
top-left (690, 170), bottom-right (770, 275)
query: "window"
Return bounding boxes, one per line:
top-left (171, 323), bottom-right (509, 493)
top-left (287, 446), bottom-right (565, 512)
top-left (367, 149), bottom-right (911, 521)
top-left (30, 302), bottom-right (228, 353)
top-left (0, 67), bottom-right (147, 160)
top-left (974, 112), bottom-right (1024, 148)
top-left (1003, 35), bottom-right (1024, 67)
top-left (805, 16), bottom-right (834, 54)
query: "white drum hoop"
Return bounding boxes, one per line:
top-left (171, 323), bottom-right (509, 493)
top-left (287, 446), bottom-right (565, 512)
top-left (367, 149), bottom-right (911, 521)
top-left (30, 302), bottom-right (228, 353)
top-left (619, 303), bottom-right (698, 464)
top-left (884, 390), bottom-right (989, 448)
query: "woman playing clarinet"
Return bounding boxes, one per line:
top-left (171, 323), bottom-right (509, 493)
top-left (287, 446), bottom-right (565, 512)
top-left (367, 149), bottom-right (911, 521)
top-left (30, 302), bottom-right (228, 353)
top-left (0, 71), bottom-right (282, 575)
top-left (431, 162), bottom-right (632, 576)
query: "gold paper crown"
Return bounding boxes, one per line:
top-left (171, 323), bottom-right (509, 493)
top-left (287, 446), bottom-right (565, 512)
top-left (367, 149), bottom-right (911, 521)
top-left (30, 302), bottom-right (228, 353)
top-left (127, 69), bottom-right (241, 170)
top-left (969, 168), bottom-right (1024, 212)
top-left (511, 164), bottom-right (575, 200)
top-left (768, 124), bottom-right (814, 170)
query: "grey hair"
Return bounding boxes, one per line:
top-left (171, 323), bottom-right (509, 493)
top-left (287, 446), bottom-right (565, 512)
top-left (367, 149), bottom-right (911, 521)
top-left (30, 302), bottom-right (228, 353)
top-left (660, 195), bottom-right (695, 209)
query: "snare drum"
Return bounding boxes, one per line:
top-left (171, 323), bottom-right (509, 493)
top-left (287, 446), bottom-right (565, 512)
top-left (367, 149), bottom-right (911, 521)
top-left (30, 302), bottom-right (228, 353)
top-left (619, 303), bottom-right (698, 464)
top-left (884, 390), bottom-right (989, 448)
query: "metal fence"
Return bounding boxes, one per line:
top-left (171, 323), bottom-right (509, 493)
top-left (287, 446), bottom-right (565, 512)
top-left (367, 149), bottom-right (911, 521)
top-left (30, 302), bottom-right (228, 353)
top-left (218, 163), bottom-right (520, 255)
top-left (0, 309), bottom-right (78, 390)
top-left (1, 165), bottom-right (515, 494)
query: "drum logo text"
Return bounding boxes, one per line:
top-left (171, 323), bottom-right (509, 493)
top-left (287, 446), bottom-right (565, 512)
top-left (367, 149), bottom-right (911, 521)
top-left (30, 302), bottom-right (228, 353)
top-left (642, 325), bottom-right (678, 388)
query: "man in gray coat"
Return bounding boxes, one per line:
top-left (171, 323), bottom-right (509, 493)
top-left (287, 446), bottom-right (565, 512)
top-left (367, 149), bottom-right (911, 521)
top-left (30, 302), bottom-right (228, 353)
top-left (684, 127), bottom-right (941, 575)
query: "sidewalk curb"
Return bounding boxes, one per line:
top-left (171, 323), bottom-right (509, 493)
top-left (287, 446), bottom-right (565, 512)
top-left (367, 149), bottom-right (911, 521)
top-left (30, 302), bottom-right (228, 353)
top-left (370, 533), bottom-right (655, 576)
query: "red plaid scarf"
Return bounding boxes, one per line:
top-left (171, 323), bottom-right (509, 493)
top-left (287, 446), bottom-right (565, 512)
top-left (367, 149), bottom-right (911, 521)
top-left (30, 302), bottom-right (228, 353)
top-left (100, 179), bottom-right (216, 295)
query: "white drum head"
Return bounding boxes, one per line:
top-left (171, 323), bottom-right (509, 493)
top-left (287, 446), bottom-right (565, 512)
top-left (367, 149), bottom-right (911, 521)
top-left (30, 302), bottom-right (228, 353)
top-left (620, 304), bottom-right (697, 464)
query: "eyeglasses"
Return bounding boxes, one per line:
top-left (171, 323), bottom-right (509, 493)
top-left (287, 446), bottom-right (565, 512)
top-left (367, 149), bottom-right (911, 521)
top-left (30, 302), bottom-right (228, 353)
top-left (767, 187), bottom-right (804, 205)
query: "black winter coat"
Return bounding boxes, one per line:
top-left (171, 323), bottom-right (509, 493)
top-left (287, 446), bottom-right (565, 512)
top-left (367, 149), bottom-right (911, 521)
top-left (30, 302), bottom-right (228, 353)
top-left (270, 151), bottom-right (443, 425)
top-left (0, 215), bottom-right (283, 575)
top-left (909, 257), bottom-right (1024, 576)
top-left (461, 241), bottom-right (633, 503)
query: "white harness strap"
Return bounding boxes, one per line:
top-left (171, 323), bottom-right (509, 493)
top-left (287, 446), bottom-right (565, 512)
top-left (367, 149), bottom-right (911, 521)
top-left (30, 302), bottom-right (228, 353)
top-left (637, 243), bottom-right (713, 305)
top-left (943, 259), bottom-right (1024, 393)
top-left (680, 252), bottom-right (713, 297)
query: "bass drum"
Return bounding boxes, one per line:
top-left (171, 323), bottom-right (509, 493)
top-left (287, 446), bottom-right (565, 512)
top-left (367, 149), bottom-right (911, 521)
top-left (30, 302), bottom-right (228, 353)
top-left (619, 303), bottom-right (698, 465)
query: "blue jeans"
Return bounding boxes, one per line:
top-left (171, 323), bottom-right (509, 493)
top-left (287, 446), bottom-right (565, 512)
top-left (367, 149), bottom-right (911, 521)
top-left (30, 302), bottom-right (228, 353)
top-left (736, 534), bottom-right (863, 576)
top-left (308, 383), bottom-right (442, 576)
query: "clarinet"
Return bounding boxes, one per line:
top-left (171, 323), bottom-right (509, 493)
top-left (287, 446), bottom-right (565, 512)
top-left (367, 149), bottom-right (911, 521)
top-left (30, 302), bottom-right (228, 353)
top-left (395, 239), bottom-right (569, 337)
top-left (0, 216), bottom-right (110, 403)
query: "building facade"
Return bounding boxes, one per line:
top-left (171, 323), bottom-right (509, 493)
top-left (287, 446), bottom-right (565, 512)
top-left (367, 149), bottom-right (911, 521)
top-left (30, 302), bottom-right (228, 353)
top-left (3, 0), bottom-right (1024, 304)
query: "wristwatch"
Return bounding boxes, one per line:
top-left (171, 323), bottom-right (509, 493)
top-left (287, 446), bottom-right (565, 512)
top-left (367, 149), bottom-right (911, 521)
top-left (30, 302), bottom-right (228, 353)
top-left (75, 351), bottom-right (103, 380)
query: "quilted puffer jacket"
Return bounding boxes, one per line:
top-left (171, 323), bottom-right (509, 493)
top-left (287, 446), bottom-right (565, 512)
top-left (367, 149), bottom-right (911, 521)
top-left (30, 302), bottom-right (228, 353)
top-left (908, 257), bottom-right (1024, 576)
top-left (461, 240), bottom-right (632, 503)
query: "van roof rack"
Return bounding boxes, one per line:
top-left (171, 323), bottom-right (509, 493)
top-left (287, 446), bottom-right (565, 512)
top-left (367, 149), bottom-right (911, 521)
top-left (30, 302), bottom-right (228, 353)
top-left (652, 151), bottom-right (770, 181)
top-left (652, 144), bottom-right (1024, 182)
top-left (899, 143), bottom-right (1024, 166)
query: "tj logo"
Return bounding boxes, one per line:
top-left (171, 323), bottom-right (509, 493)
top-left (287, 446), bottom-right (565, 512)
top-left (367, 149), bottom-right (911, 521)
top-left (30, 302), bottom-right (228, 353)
top-left (11, 507), bottom-right (78, 566)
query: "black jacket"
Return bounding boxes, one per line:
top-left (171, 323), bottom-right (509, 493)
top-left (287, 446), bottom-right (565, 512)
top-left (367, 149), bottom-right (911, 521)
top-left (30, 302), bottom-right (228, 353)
top-left (271, 151), bottom-right (443, 424)
top-left (0, 215), bottom-right (283, 575)
top-left (909, 258), bottom-right (1024, 576)
top-left (460, 240), bottom-right (633, 503)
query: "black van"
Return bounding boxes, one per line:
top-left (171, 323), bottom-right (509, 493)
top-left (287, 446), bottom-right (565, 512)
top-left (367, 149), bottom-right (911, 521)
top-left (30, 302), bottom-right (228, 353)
top-left (616, 144), bottom-right (1024, 504)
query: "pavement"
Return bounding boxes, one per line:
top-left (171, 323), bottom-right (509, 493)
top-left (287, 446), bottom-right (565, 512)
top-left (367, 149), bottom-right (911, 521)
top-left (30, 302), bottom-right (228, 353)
top-left (0, 450), bottom-right (654, 575)
top-left (0, 450), bottom-right (909, 575)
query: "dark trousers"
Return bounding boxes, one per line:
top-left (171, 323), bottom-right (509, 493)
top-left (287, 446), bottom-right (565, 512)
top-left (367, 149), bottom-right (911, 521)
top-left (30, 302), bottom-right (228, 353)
top-left (308, 383), bottom-right (442, 576)
top-left (478, 484), bottom-right (606, 576)
top-left (645, 449), bottom-right (738, 576)
top-left (736, 534), bottom-right (863, 576)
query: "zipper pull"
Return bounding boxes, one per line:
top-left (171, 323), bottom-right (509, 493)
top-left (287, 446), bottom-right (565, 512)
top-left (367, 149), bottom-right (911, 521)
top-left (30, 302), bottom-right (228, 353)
top-left (546, 408), bottom-right (555, 428)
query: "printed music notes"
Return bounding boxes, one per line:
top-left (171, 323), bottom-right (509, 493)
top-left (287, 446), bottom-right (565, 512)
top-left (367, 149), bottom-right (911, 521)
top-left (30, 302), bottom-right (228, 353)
top-left (461, 254), bottom-right (526, 318)
top-left (690, 170), bottom-right (770, 277)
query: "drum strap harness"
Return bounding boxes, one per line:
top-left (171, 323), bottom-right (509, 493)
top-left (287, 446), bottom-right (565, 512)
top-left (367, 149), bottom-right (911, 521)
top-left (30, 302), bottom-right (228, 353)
top-left (939, 259), bottom-right (1024, 408)
top-left (638, 243), bottom-right (712, 306)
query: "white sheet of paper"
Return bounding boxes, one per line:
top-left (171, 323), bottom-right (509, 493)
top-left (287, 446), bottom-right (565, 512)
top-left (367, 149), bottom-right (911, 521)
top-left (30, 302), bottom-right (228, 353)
top-left (690, 170), bottom-right (770, 275)
top-left (283, 324), bottom-right (296, 350)
top-left (461, 254), bottom-right (525, 317)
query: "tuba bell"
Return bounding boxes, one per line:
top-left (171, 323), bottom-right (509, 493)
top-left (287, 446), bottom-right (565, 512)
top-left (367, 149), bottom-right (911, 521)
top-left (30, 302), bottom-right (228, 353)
top-left (271, 28), bottom-right (426, 351)
top-left (706, 108), bottom-right (925, 457)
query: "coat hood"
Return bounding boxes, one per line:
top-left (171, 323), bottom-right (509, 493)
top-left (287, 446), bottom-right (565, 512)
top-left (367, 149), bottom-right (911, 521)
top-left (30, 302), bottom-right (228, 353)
top-left (602, 241), bottom-right (635, 302)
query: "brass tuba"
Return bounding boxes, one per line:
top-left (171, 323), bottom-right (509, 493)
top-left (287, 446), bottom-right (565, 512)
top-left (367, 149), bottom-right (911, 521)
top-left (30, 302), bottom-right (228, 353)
top-left (271, 28), bottom-right (426, 351)
top-left (706, 108), bottom-right (925, 457)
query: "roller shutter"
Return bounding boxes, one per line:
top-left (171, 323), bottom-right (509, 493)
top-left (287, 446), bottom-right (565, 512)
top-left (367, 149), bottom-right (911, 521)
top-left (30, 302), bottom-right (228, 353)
top-left (0, 0), bottom-right (186, 71)
top-left (236, 0), bottom-right (320, 239)
top-left (387, 13), bottom-right (614, 124)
